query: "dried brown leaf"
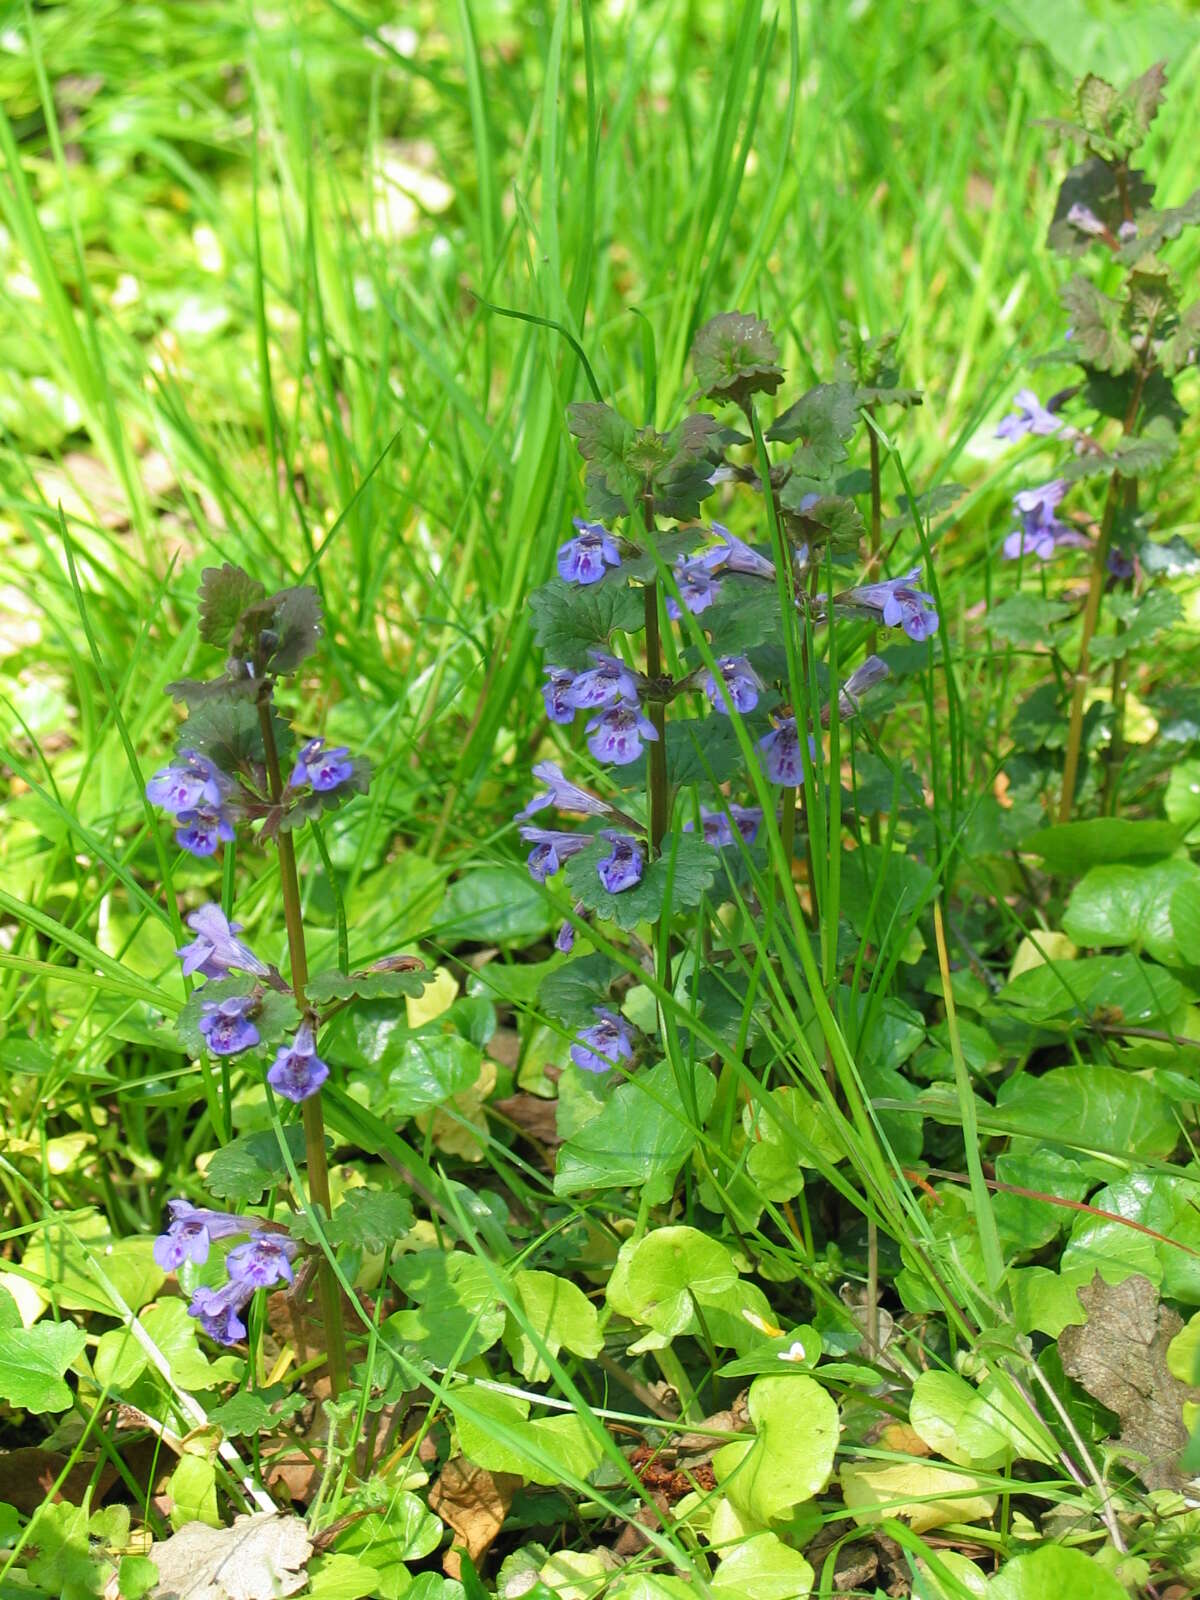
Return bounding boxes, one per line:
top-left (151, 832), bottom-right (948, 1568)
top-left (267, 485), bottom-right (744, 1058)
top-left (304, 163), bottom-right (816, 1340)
top-left (428, 1457), bottom-right (520, 1578)
top-left (1058, 1272), bottom-right (1200, 1489)
top-left (148, 1512), bottom-right (311, 1600)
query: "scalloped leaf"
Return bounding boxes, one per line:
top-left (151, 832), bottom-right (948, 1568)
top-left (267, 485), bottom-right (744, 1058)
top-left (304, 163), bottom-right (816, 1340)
top-left (204, 1123), bottom-right (309, 1204)
top-left (1061, 276), bottom-right (1134, 373)
top-left (528, 578), bottom-right (644, 670)
top-left (290, 1188), bottom-right (415, 1252)
top-left (1047, 157), bottom-right (1155, 257)
top-left (308, 965), bottom-right (433, 1004)
top-left (766, 381), bottom-right (859, 477)
top-left (564, 831), bottom-right (718, 931)
top-left (198, 565), bottom-right (266, 649)
top-left (231, 585), bottom-right (324, 676)
top-left (176, 975), bottom-right (299, 1059)
top-left (691, 312), bottom-right (783, 405)
top-left (538, 954), bottom-right (624, 1027)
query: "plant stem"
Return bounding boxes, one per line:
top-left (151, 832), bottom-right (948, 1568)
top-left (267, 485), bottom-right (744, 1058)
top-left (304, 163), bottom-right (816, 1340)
top-left (1101, 478), bottom-right (1137, 817)
top-left (642, 506), bottom-right (671, 990)
top-left (257, 698), bottom-right (348, 1397)
top-left (866, 405), bottom-right (882, 847)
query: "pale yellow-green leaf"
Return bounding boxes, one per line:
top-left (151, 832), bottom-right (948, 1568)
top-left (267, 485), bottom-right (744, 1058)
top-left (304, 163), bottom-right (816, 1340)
top-left (711, 1531), bottom-right (813, 1599)
top-left (168, 1453), bottom-right (219, 1529)
top-left (712, 1375), bottom-right (838, 1523)
top-left (502, 1268), bottom-right (602, 1381)
top-left (839, 1460), bottom-right (996, 1533)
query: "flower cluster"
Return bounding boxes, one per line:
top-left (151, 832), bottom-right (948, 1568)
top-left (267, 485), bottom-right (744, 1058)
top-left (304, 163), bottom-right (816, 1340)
top-left (146, 750), bottom-right (238, 858)
top-left (154, 1200), bottom-right (298, 1345)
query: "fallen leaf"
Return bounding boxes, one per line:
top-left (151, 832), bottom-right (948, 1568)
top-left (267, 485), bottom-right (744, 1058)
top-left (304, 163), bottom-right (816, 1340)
top-left (492, 1093), bottom-right (562, 1151)
top-left (148, 1512), bottom-right (311, 1599)
top-left (0, 1446), bottom-right (119, 1514)
top-left (839, 1460), bottom-right (997, 1534)
top-left (428, 1456), bottom-right (520, 1578)
top-left (1058, 1272), bottom-right (1200, 1489)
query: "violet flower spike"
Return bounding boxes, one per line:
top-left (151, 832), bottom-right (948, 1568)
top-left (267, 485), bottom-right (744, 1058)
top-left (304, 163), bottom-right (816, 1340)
top-left (571, 1008), bottom-right (635, 1075)
top-left (153, 1199), bottom-right (254, 1271)
top-left (557, 519), bottom-right (621, 585)
top-left (198, 993), bottom-right (261, 1057)
top-left (995, 388), bottom-right (1063, 442)
top-left (290, 737), bottom-right (354, 793)
top-left (707, 524), bottom-right (776, 580)
top-left (586, 701), bottom-right (659, 766)
top-left (177, 903), bottom-right (269, 980)
top-left (542, 666), bottom-right (578, 725)
top-left (666, 555), bottom-right (722, 621)
top-left (1002, 480), bottom-right (1087, 562)
top-left (518, 826), bottom-right (590, 883)
top-left (596, 831), bottom-right (644, 894)
top-left (516, 762), bottom-right (613, 822)
top-left (565, 650), bottom-right (642, 711)
top-left (188, 1280), bottom-right (254, 1346)
top-left (266, 1020), bottom-right (330, 1103)
top-left (225, 1231), bottom-right (299, 1291)
top-left (146, 748), bottom-right (233, 815)
top-left (704, 655), bottom-right (763, 715)
top-left (174, 803), bottom-right (237, 858)
top-left (844, 567), bottom-right (939, 642)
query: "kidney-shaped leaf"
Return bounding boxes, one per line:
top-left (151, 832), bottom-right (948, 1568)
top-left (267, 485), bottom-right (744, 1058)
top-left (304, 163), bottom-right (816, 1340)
top-left (712, 1375), bottom-right (838, 1523)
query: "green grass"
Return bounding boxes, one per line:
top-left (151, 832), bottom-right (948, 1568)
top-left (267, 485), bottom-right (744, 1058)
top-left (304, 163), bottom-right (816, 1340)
top-left (3, 0), bottom-right (1200, 1595)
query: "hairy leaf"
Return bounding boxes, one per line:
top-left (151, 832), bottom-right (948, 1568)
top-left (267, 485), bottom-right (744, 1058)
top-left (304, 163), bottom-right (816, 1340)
top-left (204, 1123), bottom-right (309, 1204)
top-left (291, 1188), bottom-right (415, 1253)
top-left (1061, 276), bottom-right (1133, 372)
top-left (307, 965), bottom-right (432, 1005)
top-left (198, 564), bottom-right (266, 649)
top-left (691, 312), bottom-right (783, 405)
top-left (528, 578), bottom-right (644, 670)
top-left (565, 831), bottom-right (718, 931)
top-left (766, 381), bottom-right (859, 477)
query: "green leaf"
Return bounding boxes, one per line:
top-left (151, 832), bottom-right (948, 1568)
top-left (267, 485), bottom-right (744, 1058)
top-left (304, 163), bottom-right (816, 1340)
top-left (1165, 760), bottom-right (1200, 833)
top-left (554, 1060), bottom-right (716, 1204)
top-left (432, 865), bottom-right (556, 943)
top-left (94, 1297), bottom-right (239, 1393)
top-left (373, 1033), bottom-right (482, 1118)
top-left (992, 953), bottom-right (1183, 1027)
top-left (528, 577), bottom-right (644, 670)
top-left (305, 1554), bottom-right (382, 1600)
top-left (984, 595), bottom-right (1073, 646)
top-left (208, 1386), bottom-right (306, 1436)
top-left (703, 575), bottom-right (785, 652)
top-left (909, 1370), bottom-right (1011, 1471)
top-left (385, 1252), bottom-right (507, 1367)
top-left (1089, 589), bottom-right (1182, 663)
top-left (778, 486), bottom-right (865, 549)
top-left (570, 408), bottom-right (721, 520)
top-left (27, 1502), bottom-right (110, 1600)
top-left (1020, 818), bottom-right (1182, 874)
top-left (1062, 857), bottom-right (1200, 964)
top-left (197, 564), bottom-right (266, 648)
top-left (231, 585), bottom-right (323, 675)
top-left (0, 1318), bottom-right (86, 1412)
top-left (291, 1189), bottom-right (415, 1253)
top-left (176, 976), bottom-right (299, 1059)
top-left (1062, 1173), bottom-right (1200, 1303)
top-left (614, 1227), bottom-right (738, 1335)
top-left (449, 1385), bottom-right (605, 1487)
top-left (712, 1533), bottom-right (814, 1600)
top-left (565, 831), bottom-right (717, 932)
top-left (23, 1215), bottom-right (164, 1316)
top-left (1048, 157), bottom-right (1154, 256)
top-left (839, 844), bottom-right (935, 964)
top-left (994, 1065), bottom-right (1178, 1162)
top-left (117, 1555), bottom-right (159, 1600)
top-left (712, 1374), bottom-right (839, 1522)
top-left (990, 1546), bottom-right (1126, 1600)
top-left (1160, 299), bottom-right (1200, 375)
top-left (502, 1269), bottom-right (602, 1381)
top-left (882, 482), bottom-right (967, 535)
top-left (766, 381), bottom-right (858, 477)
top-left (204, 1124), bottom-right (309, 1204)
top-left (177, 694), bottom-right (270, 771)
top-left (538, 955), bottom-right (623, 1027)
top-left (1061, 276), bottom-right (1133, 372)
top-left (691, 312), bottom-right (784, 405)
top-left (330, 1496), bottom-right (442, 1569)
top-left (308, 966), bottom-right (433, 1004)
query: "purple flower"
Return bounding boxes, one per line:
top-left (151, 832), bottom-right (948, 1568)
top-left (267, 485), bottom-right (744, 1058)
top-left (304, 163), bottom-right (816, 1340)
top-left (516, 762), bottom-right (613, 822)
top-left (836, 655), bottom-right (890, 718)
top-left (843, 567), bottom-right (939, 641)
top-left (555, 918), bottom-right (576, 953)
top-left (758, 718), bottom-right (815, 786)
top-left (685, 804), bottom-right (763, 848)
top-left (1002, 480), bottom-right (1087, 562)
top-left (198, 992), bottom-right (261, 1057)
top-left (225, 1231), bottom-right (298, 1291)
top-left (266, 1021), bottom-right (329, 1102)
top-left (566, 650), bottom-right (642, 711)
top-left (153, 1199), bottom-right (252, 1271)
top-left (995, 388), bottom-right (1063, 442)
top-left (666, 556), bottom-right (722, 621)
top-left (290, 737), bottom-right (354, 793)
top-left (706, 524), bottom-right (776, 580)
top-left (586, 701), bottom-right (659, 766)
top-left (518, 826), bottom-right (590, 883)
top-left (571, 1008), bottom-right (635, 1075)
top-left (174, 804), bottom-right (237, 858)
top-left (596, 831), bottom-right (644, 893)
top-left (1066, 202), bottom-right (1107, 238)
top-left (188, 1280), bottom-right (253, 1346)
top-left (557, 519), bottom-right (621, 585)
top-left (177, 903), bottom-right (268, 980)
top-left (542, 667), bottom-right (578, 725)
top-left (704, 655), bottom-right (763, 715)
top-left (146, 749), bottom-right (233, 815)
top-left (1108, 548), bottom-right (1134, 580)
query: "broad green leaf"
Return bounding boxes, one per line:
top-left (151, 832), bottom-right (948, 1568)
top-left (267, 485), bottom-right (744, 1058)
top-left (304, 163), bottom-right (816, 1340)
top-left (1008, 1265), bottom-right (1098, 1337)
top-left (290, 1189), bottom-right (414, 1254)
top-left (94, 1298), bottom-right (238, 1393)
top-left (840, 844), bottom-right (934, 964)
top-left (1020, 818), bottom-right (1182, 874)
top-left (203, 1124), bottom-right (308, 1204)
top-left (990, 1546), bottom-right (1126, 1600)
top-left (1062, 1173), bottom-right (1200, 1302)
top-left (1061, 275), bottom-right (1133, 372)
top-left (766, 381), bottom-right (858, 477)
top-left (984, 595), bottom-right (1072, 646)
top-left (432, 866), bottom-right (556, 943)
top-left (23, 1214), bottom-right (164, 1315)
top-left (1048, 156), bottom-right (1154, 256)
top-left (1165, 760), bottom-right (1200, 834)
top-left (711, 1532), bottom-right (814, 1600)
top-left (554, 1060), bottom-right (716, 1204)
top-left (449, 1386), bottom-right (605, 1486)
top-left (197, 564), bottom-right (265, 648)
top-left (910, 1369), bottom-right (1054, 1470)
top-left (994, 1065), bottom-right (1178, 1161)
top-left (993, 953), bottom-right (1183, 1026)
top-left (168, 1453), bottom-right (218, 1529)
top-left (538, 955), bottom-right (623, 1027)
top-left (0, 1317), bottom-right (86, 1412)
top-left (1062, 858), bottom-right (1200, 965)
top-left (231, 584), bottom-right (323, 674)
top-left (208, 1387), bottom-right (306, 1436)
top-left (691, 311), bottom-right (783, 404)
top-left (502, 1269), bottom-right (602, 1381)
top-left (374, 1034), bottom-right (482, 1119)
top-left (27, 1502), bottom-right (110, 1600)
top-left (744, 1086), bottom-right (845, 1198)
top-left (528, 578), bottom-right (644, 671)
top-left (565, 832), bottom-right (718, 932)
top-left (1090, 590), bottom-right (1182, 663)
top-left (331, 1496), bottom-right (442, 1567)
top-left (712, 1375), bottom-right (838, 1522)
top-left (1167, 1312), bottom-right (1200, 1384)
top-left (386, 1251), bottom-right (506, 1366)
top-left (305, 1554), bottom-right (382, 1599)
top-left (617, 1227), bottom-right (739, 1336)
top-left (176, 975), bottom-right (299, 1060)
